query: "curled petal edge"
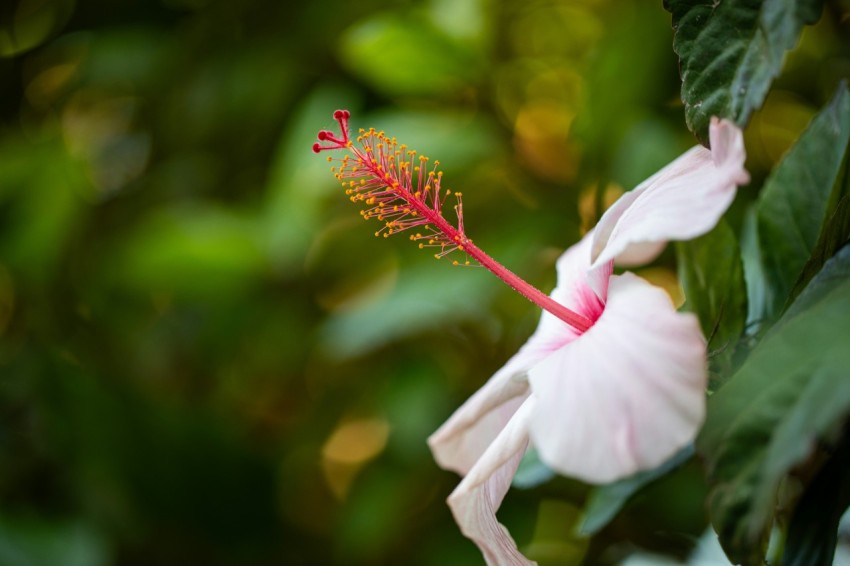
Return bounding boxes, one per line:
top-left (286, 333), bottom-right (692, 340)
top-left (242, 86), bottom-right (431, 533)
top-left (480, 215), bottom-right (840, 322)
top-left (447, 398), bottom-right (537, 566)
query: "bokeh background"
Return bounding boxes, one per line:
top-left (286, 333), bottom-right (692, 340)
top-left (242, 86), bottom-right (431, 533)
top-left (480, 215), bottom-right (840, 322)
top-left (1, 0), bottom-right (849, 564)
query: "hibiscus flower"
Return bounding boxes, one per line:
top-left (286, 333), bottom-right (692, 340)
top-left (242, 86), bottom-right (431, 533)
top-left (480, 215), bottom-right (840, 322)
top-left (427, 117), bottom-right (749, 565)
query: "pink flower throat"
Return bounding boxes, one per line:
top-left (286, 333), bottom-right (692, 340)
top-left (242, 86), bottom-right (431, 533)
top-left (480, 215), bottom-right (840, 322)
top-left (313, 110), bottom-right (592, 333)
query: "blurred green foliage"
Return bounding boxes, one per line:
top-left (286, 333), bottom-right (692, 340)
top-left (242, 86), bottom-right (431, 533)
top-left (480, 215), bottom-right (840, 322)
top-left (0, 0), bottom-right (848, 564)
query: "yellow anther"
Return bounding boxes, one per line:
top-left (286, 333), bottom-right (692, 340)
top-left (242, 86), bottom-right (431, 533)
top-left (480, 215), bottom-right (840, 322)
top-left (452, 260), bottom-right (459, 266)
top-left (419, 243), bottom-right (424, 249)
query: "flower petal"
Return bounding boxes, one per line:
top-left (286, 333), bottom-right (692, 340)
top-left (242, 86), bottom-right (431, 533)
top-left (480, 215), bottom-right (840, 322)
top-left (446, 398), bottom-right (537, 566)
top-left (552, 230), bottom-right (610, 311)
top-left (527, 273), bottom-right (707, 484)
top-left (428, 372), bottom-right (528, 476)
top-left (429, 233), bottom-right (606, 476)
top-left (590, 118), bottom-right (748, 271)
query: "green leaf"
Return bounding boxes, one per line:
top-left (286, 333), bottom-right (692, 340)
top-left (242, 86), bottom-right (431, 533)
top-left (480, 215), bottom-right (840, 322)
top-left (512, 448), bottom-right (556, 490)
top-left (665, 0), bottom-right (824, 141)
top-left (339, 12), bottom-right (482, 97)
top-left (111, 205), bottom-right (266, 301)
top-left (740, 205), bottom-right (770, 333)
top-left (757, 84), bottom-right (850, 318)
top-left (318, 260), bottom-right (498, 359)
top-left (780, 432), bottom-right (850, 566)
top-left (677, 220), bottom-right (747, 384)
top-left (698, 244), bottom-right (850, 565)
top-left (787, 194), bottom-right (850, 302)
top-left (578, 445), bottom-right (693, 536)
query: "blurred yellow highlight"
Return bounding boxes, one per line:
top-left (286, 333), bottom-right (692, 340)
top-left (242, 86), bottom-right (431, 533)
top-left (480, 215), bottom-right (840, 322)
top-left (321, 417), bottom-right (390, 499)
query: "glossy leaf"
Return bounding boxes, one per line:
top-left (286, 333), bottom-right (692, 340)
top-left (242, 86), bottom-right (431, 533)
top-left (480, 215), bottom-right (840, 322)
top-left (698, 245), bottom-right (850, 565)
top-left (677, 219), bottom-right (746, 382)
top-left (740, 206), bottom-right (771, 333)
top-left (665, 0), bottom-right (824, 142)
top-left (757, 84), bottom-right (850, 319)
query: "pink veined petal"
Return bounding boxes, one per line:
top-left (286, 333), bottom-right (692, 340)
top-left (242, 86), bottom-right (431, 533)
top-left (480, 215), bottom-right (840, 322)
top-left (527, 273), bottom-right (707, 484)
top-left (552, 230), bottom-right (609, 311)
top-left (590, 118), bottom-right (749, 273)
top-left (447, 398), bottom-right (537, 566)
top-left (429, 233), bottom-right (606, 476)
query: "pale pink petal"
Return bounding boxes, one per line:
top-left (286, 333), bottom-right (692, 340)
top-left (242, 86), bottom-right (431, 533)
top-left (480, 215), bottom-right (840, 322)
top-left (429, 233), bottom-right (605, 475)
top-left (552, 230), bottom-right (609, 311)
top-left (447, 398), bottom-right (537, 566)
top-left (429, 375), bottom-right (528, 476)
top-left (527, 273), bottom-right (707, 484)
top-left (590, 118), bottom-right (748, 272)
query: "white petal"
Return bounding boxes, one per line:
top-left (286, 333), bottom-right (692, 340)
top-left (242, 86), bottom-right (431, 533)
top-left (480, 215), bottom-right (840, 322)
top-left (429, 234), bottom-right (604, 475)
top-left (447, 398), bottom-right (537, 566)
top-left (527, 273), bottom-right (707, 484)
top-left (590, 118), bottom-right (748, 270)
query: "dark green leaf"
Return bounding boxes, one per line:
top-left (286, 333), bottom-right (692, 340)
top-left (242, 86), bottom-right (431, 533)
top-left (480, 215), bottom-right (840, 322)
top-left (665, 0), bottom-right (824, 141)
top-left (787, 194), bottom-right (850, 301)
top-left (781, 431), bottom-right (850, 566)
top-left (677, 219), bottom-right (747, 383)
top-left (698, 244), bottom-right (850, 565)
top-left (578, 445), bottom-right (694, 536)
top-left (757, 84), bottom-right (850, 319)
top-left (740, 206), bottom-right (770, 333)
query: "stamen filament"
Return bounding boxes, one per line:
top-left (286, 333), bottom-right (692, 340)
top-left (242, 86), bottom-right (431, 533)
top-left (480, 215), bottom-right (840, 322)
top-left (314, 110), bottom-right (593, 333)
